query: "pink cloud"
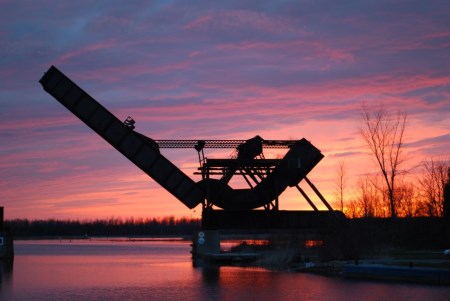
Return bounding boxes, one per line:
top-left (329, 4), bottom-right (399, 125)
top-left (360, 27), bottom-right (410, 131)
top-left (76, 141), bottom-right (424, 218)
top-left (184, 9), bottom-right (301, 35)
top-left (54, 39), bottom-right (118, 65)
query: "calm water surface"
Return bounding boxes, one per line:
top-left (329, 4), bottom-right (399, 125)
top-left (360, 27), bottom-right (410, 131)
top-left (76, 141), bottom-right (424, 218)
top-left (0, 239), bottom-right (449, 301)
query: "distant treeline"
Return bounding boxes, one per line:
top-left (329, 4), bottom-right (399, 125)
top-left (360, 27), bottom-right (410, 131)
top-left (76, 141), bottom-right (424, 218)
top-left (4, 217), bottom-right (201, 238)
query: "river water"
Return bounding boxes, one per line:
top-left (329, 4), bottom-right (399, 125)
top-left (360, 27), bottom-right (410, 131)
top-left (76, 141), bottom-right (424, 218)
top-left (0, 239), bottom-right (449, 301)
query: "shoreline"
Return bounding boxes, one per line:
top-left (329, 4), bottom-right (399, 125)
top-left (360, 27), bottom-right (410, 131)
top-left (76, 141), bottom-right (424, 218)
top-left (200, 244), bottom-right (450, 286)
top-left (287, 259), bottom-right (450, 286)
top-left (12, 235), bottom-right (192, 241)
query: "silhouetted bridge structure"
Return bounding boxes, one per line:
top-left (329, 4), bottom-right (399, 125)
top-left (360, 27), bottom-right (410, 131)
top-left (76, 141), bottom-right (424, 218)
top-left (40, 66), bottom-right (345, 261)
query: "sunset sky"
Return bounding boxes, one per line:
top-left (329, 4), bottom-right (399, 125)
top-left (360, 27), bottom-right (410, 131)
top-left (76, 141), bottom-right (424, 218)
top-left (1, 1), bottom-right (449, 220)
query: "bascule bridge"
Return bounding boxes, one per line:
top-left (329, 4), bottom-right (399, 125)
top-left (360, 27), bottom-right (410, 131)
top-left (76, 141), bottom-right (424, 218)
top-left (40, 66), bottom-right (345, 260)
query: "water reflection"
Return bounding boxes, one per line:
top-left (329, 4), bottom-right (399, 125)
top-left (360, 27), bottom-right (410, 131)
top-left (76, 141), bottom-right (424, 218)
top-left (0, 258), bottom-right (13, 292)
top-left (196, 263), bottom-right (450, 301)
top-left (201, 265), bottom-right (221, 283)
top-left (3, 240), bottom-right (449, 301)
top-left (198, 264), bottom-right (303, 300)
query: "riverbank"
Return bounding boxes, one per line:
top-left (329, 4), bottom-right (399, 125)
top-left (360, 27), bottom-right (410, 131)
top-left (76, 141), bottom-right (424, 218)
top-left (291, 258), bottom-right (450, 285)
top-left (205, 243), bottom-right (450, 285)
top-left (272, 249), bottom-right (450, 285)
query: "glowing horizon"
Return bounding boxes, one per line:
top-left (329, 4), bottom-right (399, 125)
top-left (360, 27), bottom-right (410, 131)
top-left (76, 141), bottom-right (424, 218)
top-left (1, 1), bottom-right (449, 220)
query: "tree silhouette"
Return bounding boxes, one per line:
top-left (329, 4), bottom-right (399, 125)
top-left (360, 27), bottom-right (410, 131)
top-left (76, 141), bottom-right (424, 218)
top-left (419, 159), bottom-right (450, 217)
top-left (333, 160), bottom-right (347, 212)
top-left (360, 103), bottom-right (407, 218)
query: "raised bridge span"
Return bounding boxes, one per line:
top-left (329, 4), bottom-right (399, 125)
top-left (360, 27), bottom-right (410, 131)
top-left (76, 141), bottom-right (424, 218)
top-left (39, 66), bottom-right (329, 212)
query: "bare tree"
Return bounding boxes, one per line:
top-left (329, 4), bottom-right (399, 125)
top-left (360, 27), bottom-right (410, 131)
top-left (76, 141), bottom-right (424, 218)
top-left (395, 180), bottom-right (418, 217)
top-left (417, 158), bottom-right (450, 217)
top-left (345, 199), bottom-right (362, 218)
top-left (360, 104), bottom-right (407, 218)
top-left (333, 160), bottom-right (347, 212)
top-left (354, 174), bottom-right (387, 218)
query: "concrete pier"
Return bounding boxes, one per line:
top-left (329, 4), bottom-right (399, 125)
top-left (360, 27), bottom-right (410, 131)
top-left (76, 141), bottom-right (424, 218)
top-left (0, 207), bottom-right (14, 259)
top-left (191, 231), bottom-right (220, 259)
top-left (191, 231), bottom-right (260, 265)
